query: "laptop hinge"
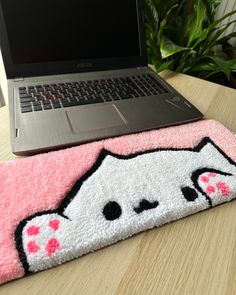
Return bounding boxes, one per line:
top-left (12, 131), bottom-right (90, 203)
top-left (137, 66), bottom-right (148, 70)
top-left (14, 77), bottom-right (24, 82)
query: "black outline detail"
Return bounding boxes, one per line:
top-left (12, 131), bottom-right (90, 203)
top-left (134, 199), bottom-right (159, 214)
top-left (14, 137), bottom-right (236, 275)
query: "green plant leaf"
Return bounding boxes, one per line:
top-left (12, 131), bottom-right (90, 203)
top-left (215, 32), bottom-right (236, 45)
top-left (160, 35), bottom-right (190, 59)
top-left (144, 0), bottom-right (236, 85)
top-left (207, 20), bottom-right (236, 50)
top-left (186, 0), bottom-right (207, 47)
top-left (190, 27), bottom-right (209, 49)
top-left (151, 54), bottom-right (174, 73)
top-left (145, 0), bottom-right (159, 33)
top-left (209, 9), bottom-right (236, 31)
top-left (202, 0), bottom-right (221, 22)
top-left (155, 60), bottom-right (174, 72)
top-left (227, 59), bottom-right (236, 71)
top-left (200, 9), bottom-right (236, 54)
top-left (189, 56), bottom-right (236, 80)
top-left (208, 56), bottom-right (232, 79)
top-left (189, 61), bottom-right (218, 72)
top-left (158, 3), bottom-right (179, 42)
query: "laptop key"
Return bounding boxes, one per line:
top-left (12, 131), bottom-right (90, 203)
top-left (33, 101), bottom-right (42, 106)
top-left (42, 101), bottom-right (51, 105)
top-left (104, 97), bottom-right (112, 102)
top-left (21, 106), bottom-right (33, 113)
top-left (21, 102), bottom-right (31, 107)
top-left (61, 101), bottom-right (69, 107)
top-left (121, 94), bottom-right (132, 100)
top-left (20, 94), bottom-right (33, 99)
top-left (35, 96), bottom-right (44, 101)
top-left (33, 105), bottom-right (43, 111)
top-left (52, 98), bottom-right (60, 103)
top-left (19, 90), bottom-right (27, 94)
top-left (62, 101), bottom-right (78, 107)
top-left (43, 104), bottom-right (52, 110)
top-left (83, 98), bottom-right (104, 104)
top-left (53, 103), bottom-right (62, 109)
top-left (20, 97), bottom-right (34, 103)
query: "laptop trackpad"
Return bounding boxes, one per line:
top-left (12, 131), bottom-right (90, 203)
top-left (66, 104), bottom-right (127, 133)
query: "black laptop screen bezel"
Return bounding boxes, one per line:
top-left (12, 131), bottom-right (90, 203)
top-left (0, 0), bottom-right (147, 79)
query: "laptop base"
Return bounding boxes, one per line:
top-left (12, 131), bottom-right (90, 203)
top-left (9, 67), bottom-right (203, 155)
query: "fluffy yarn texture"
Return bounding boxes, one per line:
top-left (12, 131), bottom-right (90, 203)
top-left (1, 119), bottom-right (236, 285)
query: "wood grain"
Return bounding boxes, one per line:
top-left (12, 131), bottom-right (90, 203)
top-left (0, 70), bottom-right (236, 295)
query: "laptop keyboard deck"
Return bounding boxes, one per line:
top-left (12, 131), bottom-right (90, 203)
top-left (19, 74), bottom-right (169, 113)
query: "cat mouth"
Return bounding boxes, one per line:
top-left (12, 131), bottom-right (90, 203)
top-left (134, 199), bottom-right (159, 214)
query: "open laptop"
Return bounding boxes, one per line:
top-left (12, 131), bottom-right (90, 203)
top-left (0, 0), bottom-right (203, 156)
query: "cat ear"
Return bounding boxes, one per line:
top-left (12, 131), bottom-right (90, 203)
top-left (197, 138), bottom-right (233, 165)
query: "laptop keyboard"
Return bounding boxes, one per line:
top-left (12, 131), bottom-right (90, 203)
top-left (18, 74), bottom-right (169, 113)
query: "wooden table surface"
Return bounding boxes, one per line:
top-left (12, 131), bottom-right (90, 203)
top-left (0, 71), bottom-right (236, 294)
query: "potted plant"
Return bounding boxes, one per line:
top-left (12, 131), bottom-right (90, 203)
top-left (145, 0), bottom-right (236, 87)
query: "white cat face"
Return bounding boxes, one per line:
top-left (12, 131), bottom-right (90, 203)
top-left (15, 138), bottom-right (236, 273)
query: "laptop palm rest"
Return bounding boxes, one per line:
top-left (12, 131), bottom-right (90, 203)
top-left (66, 104), bottom-right (127, 134)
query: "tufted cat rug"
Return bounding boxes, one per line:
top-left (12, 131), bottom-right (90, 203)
top-left (1, 119), bottom-right (236, 285)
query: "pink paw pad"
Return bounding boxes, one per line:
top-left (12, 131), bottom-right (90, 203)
top-left (208, 172), bottom-right (216, 177)
top-left (27, 241), bottom-right (40, 254)
top-left (206, 186), bottom-right (215, 194)
top-left (49, 219), bottom-right (60, 231)
top-left (27, 226), bottom-right (40, 236)
top-left (216, 182), bottom-right (231, 196)
top-left (199, 172), bottom-right (232, 199)
top-left (46, 238), bottom-right (60, 256)
top-left (200, 176), bottom-right (209, 183)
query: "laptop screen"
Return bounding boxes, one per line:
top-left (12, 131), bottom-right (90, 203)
top-left (1, 0), bottom-right (141, 65)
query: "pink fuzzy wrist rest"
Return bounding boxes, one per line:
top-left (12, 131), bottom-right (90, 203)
top-left (0, 119), bottom-right (236, 285)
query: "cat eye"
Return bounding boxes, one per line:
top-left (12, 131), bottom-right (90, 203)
top-left (181, 186), bottom-right (198, 202)
top-left (103, 201), bottom-right (122, 221)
